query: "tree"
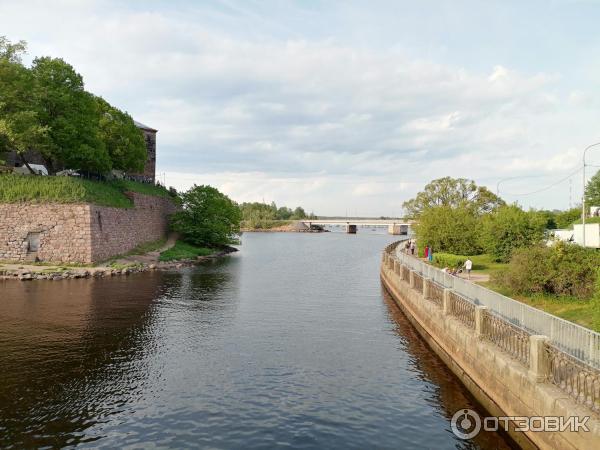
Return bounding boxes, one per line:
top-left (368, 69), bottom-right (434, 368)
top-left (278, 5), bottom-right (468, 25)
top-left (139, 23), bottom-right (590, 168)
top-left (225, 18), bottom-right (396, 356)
top-left (292, 206), bottom-right (307, 219)
top-left (413, 205), bottom-right (482, 255)
top-left (0, 37), bottom-right (48, 171)
top-left (30, 56), bottom-right (111, 174)
top-left (585, 169), bottom-right (600, 209)
top-left (171, 185), bottom-right (242, 247)
top-left (555, 207), bottom-right (581, 229)
top-left (96, 97), bottom-right (146, 172)
top-left (480, 204), bottom-right (546, 262)
top-left (403, 177), bottom-right (504, 218)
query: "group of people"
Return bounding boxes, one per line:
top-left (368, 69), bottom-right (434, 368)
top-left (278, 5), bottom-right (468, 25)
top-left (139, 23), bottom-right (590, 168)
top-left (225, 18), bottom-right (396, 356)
top-left (442, 258), bottom-right (473, 279)
top-left (403, 239), bottom-right (473, 279)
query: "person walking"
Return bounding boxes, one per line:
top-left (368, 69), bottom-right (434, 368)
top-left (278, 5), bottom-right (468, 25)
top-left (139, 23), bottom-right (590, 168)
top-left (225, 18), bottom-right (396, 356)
top-left (428, 247), bottom-right (433, 262)
top-left (464, 258), bottom-right (473, 280)
top-left (410, 241), bottom-right (415, 255)
top-left (424, 245), bottom-right (429, 259)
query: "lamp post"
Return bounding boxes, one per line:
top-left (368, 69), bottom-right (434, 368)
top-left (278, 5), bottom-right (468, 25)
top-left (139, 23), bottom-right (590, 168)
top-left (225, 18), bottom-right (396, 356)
top-left (582, 142), bottom-right (600, 248)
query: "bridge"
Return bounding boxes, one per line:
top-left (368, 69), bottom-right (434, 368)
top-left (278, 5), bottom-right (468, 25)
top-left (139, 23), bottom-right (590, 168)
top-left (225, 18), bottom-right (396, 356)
top-left (300, 219), bottom-right (414, 235)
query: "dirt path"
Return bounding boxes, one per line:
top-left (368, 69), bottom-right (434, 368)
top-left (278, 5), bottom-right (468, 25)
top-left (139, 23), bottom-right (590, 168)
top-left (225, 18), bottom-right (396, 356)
top-left (113, 233), bottom-right (178, 266)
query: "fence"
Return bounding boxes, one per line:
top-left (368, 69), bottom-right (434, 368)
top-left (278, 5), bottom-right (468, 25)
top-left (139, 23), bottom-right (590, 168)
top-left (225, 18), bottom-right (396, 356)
top-left (545, 343), bottom-right (600, 412)
top-left (428, 281), bottom-right (444, 307)
top-left (413, 273), bottom-right (423, 293)
top-left (483, 312), bottom-right (530, 365)
top-left (393, 247), bottom-right (600, 369)
top-left (448, 291), bottom-right (475, 329)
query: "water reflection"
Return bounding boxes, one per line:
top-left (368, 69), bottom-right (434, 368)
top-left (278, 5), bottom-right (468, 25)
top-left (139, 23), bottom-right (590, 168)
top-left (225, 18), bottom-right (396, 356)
top-left (0, 233), bottom-right (513, 449)
top-left (381, 289), bottom-right (516, 449)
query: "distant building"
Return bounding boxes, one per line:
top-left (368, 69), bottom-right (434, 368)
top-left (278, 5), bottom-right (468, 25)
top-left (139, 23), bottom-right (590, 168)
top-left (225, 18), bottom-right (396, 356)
top-left (132, 120), bottom-right (157, 183)
top-left (4, 121), bottom-right (157, 182)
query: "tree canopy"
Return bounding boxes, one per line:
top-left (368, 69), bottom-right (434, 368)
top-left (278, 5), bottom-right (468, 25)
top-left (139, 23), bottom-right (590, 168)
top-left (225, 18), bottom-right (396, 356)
top-left (403, 177), bottom-right (504, 218)
top-left (171, 185), bottom-right (242, 247)
top-left (0, 37), bottom-right (146, 174)
top-left (480, 205), bottom-right (547, 262)
top-left (585, 169), bottom-right (600, 208)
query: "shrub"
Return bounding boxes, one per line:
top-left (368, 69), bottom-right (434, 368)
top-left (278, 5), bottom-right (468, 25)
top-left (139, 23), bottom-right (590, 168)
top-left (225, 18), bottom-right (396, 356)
top-left (433, 253), bottom-right (467, 268)
top-left (170, 184), bottom-right (242, 248)
top-left (493, 242), bottom-right (600, 299)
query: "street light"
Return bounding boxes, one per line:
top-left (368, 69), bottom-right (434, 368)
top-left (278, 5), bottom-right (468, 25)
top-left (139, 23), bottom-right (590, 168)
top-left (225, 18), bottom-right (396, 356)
top-left (582, 142), bottom-right (600, 247)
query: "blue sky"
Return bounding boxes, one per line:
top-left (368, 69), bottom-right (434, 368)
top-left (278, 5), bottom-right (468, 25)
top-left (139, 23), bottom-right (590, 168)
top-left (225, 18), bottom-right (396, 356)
top-left (2, 0), bottom-right (600, 216)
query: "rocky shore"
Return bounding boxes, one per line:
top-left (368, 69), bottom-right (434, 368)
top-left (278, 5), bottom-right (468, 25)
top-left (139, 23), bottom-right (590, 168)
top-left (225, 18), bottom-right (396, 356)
top-left (0, 247), bottom-right (238, 282)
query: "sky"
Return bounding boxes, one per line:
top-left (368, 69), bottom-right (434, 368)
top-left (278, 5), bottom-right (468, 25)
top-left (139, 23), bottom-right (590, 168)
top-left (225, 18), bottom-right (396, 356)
top-left (1, 0), bottom-right (600, 216)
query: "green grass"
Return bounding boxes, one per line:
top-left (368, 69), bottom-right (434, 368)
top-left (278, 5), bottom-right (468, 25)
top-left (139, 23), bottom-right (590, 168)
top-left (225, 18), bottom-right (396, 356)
top-left (430, 253), bottom-right (507, 275)
top-left (479, 280), bottom-right (600, 332)
top-left (159, 241), bottom-right (214, 262)
top-left (124, 238), bottom-right (167, 256)
top-left (0, 174), bottom-right (175, 208)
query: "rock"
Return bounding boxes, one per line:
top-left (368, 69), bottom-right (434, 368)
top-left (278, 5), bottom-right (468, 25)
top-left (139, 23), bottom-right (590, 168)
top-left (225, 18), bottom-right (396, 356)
top-left (149, 264), bottom-right (156, 270)
top-left (19, 273), bottom-right (33, 281)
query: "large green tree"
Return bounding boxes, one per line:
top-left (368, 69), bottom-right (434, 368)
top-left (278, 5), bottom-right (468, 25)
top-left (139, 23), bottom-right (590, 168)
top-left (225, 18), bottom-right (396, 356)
top-left (30, 56), bottom-right (111, 173)
top-left (403, 177), bottom-right (504, 218)
top-left (414, 205), bottom-right (482, 255)
top-left (480, 204), bottom-right (547, 262)
top-left (96, 96), bottom-right (146, 172)
top-left (0, 38), bottom-right (48, 171)
top-left (171, 185), bottom-right (242, 247)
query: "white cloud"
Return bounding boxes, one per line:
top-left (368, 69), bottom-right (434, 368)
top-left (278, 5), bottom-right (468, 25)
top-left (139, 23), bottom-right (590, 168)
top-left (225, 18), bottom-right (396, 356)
top-left (1, 0), bottom-right (597, 214)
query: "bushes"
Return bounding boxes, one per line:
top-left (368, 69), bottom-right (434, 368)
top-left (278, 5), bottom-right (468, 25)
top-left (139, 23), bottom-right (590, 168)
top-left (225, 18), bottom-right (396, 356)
top-left (433, 253), bottom-right (467, 268)
top-left (480, 205), bottom-right (546, 262)
top-left (493, 242), bottom-right (600, 299)
top-left (170, 185), bottom-right (242, 248)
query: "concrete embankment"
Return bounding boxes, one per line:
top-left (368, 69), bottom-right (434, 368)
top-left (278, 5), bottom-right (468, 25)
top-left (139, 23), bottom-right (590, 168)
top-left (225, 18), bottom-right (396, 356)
top-left (381, 243), bottom-right (600, 450)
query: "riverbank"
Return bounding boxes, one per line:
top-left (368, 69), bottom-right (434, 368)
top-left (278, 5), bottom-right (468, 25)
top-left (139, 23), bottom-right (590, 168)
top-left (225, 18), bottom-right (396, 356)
top-left (242, 220), bottom-right (327, 233)
top-left (0, 241), bottom-right (238, 281)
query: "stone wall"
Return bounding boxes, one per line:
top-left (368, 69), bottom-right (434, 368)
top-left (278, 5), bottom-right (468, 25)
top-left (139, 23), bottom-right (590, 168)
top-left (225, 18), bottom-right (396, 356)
top-left (89, 193), bottom-right (177, 262)
top-left (0, 204), bottom-right (92, 262)
top-left (380, 255), bottom-right (600, 450)
top-left (0, 193), bottom-right (177, 264)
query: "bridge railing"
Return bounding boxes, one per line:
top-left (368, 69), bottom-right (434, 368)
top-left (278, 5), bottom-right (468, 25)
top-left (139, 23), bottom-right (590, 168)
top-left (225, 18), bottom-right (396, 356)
top-left (392, 245), bottom-right (600, 370)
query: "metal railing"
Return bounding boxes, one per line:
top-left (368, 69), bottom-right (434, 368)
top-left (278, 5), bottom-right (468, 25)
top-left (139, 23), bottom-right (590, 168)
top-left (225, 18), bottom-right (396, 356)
top-left (448, 291), bottom-right (475, 329)
top-left (545, 343), bottom-right (600, 412)
top-left (393, 248), bottom-right (600, 368)
top-left (383, 242), bottom-right (600, 414)
top-left (413, 273), bottom-right (423, 293)
top-left (401, 265), bottom-right (410, 282)
top-left (483, 312), bottom-right (530, 365)
top-left (428, 281), bottom-right (444, 307)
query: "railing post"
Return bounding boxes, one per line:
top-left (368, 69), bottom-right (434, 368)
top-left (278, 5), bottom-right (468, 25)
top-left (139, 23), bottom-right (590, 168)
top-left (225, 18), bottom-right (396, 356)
top-left (409, 270), bottom-right (415, 289)
top-left (442, 289), bottom-right (452, 315)
top-left (529, 335), bottom-right (550, 383)
top-left (423, 278), bottom-right (430, 299)
top-left (475, 306), bottom-right (488, 338)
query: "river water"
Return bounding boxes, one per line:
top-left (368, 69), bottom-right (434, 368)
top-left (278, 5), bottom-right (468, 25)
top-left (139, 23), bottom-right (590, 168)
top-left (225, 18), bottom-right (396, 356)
top-left (0, 231), bottom-right (514, 449)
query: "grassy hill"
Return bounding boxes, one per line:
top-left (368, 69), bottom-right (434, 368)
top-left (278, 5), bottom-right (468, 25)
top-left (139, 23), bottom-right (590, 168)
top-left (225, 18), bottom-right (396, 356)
top-left (0, 174), bottom-right (175, 208)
